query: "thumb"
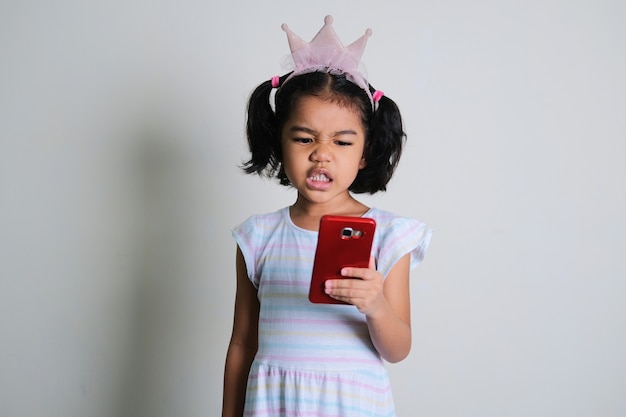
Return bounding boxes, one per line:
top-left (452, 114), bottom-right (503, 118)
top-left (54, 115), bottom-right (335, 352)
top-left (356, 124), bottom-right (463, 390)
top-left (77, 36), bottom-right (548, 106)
top-left (369, 256), bottom-right (376, 270)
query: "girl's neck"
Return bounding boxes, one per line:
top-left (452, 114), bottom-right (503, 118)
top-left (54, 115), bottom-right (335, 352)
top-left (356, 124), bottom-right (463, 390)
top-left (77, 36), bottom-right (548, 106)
top-left (289, 195), bottom-right (370, 231)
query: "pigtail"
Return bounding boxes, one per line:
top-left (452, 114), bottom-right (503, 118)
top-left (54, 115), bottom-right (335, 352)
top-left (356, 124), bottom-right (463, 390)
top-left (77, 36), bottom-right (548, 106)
top-left (371, 94), bottom-right (405, 174)
top-left (242, 79), bottom-right (280, 177)
top-left (352, 91), bottom-right (406, 193)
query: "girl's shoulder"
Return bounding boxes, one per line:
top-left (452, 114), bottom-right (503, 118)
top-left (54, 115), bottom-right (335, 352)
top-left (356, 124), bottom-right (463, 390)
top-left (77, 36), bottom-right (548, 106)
top-left (366, 207), bottom-right (429, 231)
top-left (233, 207), bottom-right (289, 235)
top-left (367, 207), bottom-right (433, 273)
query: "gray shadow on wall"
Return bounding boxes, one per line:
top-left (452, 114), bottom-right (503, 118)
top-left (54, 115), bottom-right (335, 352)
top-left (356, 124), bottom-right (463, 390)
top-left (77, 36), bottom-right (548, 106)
top-left (115, 122), bottom-right (199, 417)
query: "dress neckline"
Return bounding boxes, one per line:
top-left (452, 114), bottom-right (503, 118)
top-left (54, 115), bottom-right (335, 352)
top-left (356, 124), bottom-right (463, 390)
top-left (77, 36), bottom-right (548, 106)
top-left (282, 206), bottom-right (375, 234)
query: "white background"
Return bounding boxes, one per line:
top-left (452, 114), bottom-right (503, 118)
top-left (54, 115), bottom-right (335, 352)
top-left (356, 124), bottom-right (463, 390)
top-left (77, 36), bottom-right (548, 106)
top-left (1, 1), bottom-right (625, 416)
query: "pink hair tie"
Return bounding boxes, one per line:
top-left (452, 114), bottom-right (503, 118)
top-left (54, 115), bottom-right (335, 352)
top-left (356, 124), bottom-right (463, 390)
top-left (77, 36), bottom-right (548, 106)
top-left (271, 75), bottom-right (281, 88)
top-left (372, 90), bottom-right (384, 103)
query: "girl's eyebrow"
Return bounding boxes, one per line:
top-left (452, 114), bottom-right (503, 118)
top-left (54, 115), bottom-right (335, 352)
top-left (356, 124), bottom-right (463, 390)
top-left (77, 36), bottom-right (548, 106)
top-left (288, 125), bottom-right (358, 136)
top-left (333, 129), bottom-right (358, 137)
top-left (289, 126), bottom-right (317, 135)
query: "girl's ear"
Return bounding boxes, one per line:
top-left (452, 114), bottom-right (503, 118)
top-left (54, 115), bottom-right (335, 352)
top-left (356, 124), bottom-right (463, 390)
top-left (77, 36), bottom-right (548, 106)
top-left (359, 156), bottom-right (367, 169)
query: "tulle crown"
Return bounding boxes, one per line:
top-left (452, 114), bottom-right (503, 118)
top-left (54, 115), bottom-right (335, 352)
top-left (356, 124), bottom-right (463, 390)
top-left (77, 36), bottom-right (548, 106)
top-left (280, 16), bottom-right (374, 103)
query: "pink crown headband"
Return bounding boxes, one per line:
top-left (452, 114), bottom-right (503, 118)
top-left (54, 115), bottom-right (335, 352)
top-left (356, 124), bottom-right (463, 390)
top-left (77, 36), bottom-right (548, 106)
top-left (276, 16), bottom-right (383, 106)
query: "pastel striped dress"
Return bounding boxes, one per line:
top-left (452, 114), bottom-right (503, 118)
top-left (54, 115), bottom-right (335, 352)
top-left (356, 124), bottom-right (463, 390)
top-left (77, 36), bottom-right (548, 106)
top-left (232, 207), bottom-right (431, 417)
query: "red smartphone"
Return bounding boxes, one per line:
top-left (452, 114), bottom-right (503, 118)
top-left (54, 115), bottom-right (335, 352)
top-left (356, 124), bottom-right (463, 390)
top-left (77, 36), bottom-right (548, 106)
top-left (309, 215), bottom-right (376, 304)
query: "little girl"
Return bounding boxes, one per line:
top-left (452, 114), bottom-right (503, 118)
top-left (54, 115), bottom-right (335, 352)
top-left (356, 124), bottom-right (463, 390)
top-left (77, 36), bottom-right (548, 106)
top-left (222, 16), bottom-right (432, 417)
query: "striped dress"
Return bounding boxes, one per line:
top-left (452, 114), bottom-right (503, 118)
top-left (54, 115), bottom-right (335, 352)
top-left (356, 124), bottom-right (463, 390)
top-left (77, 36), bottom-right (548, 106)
top-left (232, 207), bottom-right (431, 417)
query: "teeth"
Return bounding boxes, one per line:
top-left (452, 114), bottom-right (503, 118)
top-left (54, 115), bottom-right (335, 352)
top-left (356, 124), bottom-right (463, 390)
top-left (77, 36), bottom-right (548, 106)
top-left (310, 174), bottom-right (330, 182)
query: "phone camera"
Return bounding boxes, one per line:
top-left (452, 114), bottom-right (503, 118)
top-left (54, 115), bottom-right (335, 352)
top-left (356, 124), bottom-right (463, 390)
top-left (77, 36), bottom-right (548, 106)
top-left (341, 227), bottom-right (362, 239)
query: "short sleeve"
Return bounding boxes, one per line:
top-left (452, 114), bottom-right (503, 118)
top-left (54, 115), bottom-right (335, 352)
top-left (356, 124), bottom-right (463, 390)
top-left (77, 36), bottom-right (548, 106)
top-left (231, 215), bottom-right (260, 288)
top-left (375, 216), bottom-right (432, 279)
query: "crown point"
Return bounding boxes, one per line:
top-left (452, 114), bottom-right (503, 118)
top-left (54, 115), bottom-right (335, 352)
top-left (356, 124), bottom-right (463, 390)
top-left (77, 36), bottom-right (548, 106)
top-left (365, 28), bottom-right (373, 37)
top-left (324, 15), bottom-right (333, 25)
top-left (281, 23), bottom-right (289, 32)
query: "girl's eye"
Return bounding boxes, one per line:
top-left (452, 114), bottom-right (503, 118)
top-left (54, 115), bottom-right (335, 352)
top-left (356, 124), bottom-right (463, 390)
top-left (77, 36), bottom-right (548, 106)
top-left (335, 140), bottom-right (352, 146)
top-left (294, 138), bottom-right (313, 144)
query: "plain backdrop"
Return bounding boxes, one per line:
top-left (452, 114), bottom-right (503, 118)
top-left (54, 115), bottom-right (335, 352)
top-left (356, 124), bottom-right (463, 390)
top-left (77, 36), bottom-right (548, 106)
top-left (1, 1), bottom-right (625, 416)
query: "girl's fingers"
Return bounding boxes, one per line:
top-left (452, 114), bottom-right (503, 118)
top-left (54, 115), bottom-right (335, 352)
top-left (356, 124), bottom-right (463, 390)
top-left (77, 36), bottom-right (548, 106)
top-left (327, 258), bottom-right (383, 308)
top-left (341, 257), bottom-right (377, 280)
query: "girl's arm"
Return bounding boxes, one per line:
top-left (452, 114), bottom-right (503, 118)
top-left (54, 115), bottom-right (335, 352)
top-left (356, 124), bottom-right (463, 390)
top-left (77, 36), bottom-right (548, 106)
top-left (325, 254), bottom-right (412, 363)
top-left (222, 247), bottom-right (259, 417)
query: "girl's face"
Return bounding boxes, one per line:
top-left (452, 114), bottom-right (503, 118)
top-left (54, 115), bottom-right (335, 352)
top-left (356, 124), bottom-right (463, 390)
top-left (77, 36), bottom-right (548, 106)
top-left (281, 95), bottom-right (366, 208)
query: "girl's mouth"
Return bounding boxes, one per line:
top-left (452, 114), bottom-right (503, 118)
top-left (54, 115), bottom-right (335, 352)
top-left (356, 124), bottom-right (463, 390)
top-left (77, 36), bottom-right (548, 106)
top-left (310, 173), bottom-right (330, 182)
top-left (306, 170), bottom-right (333, 190)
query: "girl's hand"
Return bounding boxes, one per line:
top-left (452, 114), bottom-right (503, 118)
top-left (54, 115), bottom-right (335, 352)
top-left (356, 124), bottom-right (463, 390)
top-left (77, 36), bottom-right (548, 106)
top-left (326, 253), bottom-right (412, 363)
top-left (324, 256), bottom-right (385, 316)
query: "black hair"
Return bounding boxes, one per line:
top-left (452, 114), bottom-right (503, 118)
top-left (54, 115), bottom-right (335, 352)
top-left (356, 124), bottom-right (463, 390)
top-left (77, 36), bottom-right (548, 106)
top-left (242, 71), bottom-right (406, 194)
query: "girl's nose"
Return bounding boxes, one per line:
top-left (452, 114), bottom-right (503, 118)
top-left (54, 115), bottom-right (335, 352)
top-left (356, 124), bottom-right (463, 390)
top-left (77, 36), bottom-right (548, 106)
top-left (310, 143), bottom-right (331, 163)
